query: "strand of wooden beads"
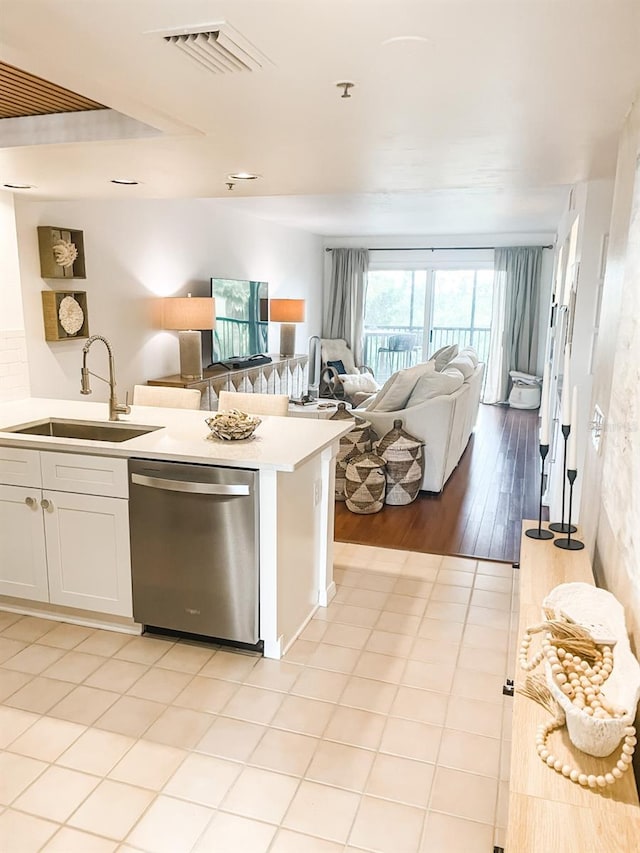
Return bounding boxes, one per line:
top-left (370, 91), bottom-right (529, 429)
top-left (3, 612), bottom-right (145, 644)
top-left (536, 721), bottom-right (637, 788)
top-left (518, 623), bottom-right (547, 672)
top-left (544, 637), bottom-right (626, 719)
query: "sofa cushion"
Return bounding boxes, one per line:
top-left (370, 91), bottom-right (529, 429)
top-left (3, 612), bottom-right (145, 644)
top-left (429, 344), bottom-right (459, 372)
top-left (406, 366), bottom-right (465, 407)
top-left (447, 353), bottom-right (476, 380)
top-left (367, 361), bottom-right (434, 412)
top-left (459, 346), bottom-right (479, 367)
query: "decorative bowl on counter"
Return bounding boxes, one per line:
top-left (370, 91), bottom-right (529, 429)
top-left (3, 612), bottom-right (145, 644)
top-left (205, 409), bottom-right (262, 441)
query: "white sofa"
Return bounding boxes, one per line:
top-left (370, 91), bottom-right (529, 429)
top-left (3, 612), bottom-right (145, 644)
top-left (355, 354), bottom-right (485, 493)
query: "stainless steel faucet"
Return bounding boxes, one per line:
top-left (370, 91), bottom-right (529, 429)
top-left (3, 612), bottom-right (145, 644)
top-left (80, 335), bottom-right (131, 421)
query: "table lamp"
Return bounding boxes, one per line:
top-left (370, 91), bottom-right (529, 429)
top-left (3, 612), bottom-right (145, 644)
top-left (162, 294), bottom-right (215, 381)
top-left (270, 299), bottom-right (305, 358)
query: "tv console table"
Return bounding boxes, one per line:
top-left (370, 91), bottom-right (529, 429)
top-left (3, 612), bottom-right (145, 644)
top-left (147, 354), bottom-right (308, 411)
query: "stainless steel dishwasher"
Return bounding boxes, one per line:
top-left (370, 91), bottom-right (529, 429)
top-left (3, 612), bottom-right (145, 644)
top-left (128, 459), bottom-right (259, 646)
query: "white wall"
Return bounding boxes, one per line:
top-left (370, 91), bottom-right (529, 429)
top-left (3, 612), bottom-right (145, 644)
top-left (544, 180), bottom-right (614, 524)
top-left (581, 99), bottom-right (640, 651)
top-left (0, 190), bottom-right (30, 401)
top-left (14, 198), bottom-right (323, 404)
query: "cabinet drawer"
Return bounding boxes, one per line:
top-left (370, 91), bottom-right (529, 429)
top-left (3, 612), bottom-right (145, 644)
top-left (0, 446), bottom-right (42, 488)
top-left (41, 452), bottom-right (128, 498)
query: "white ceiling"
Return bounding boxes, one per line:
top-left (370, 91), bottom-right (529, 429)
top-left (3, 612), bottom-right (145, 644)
top-left (1, 0), bottom-right (639, 236)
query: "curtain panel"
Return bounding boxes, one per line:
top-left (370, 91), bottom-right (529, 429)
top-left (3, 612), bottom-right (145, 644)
top-left (322, 248), bottom-right (369, 366)
top-left (483, 246), bottom-right (543, 404)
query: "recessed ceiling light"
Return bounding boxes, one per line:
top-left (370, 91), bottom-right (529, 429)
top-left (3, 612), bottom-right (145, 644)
top-left (381, 35), bottom-right (430, 45)
top-left (111, 178), bottom-right (139, 185)
top-left (3, 182), bottom-right (34, 190)
top-left (228, 172), bottom-right (260, 181)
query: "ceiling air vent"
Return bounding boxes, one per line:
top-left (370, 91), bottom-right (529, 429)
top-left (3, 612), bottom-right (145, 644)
top-left (164, 23), bottom-right (271, 74)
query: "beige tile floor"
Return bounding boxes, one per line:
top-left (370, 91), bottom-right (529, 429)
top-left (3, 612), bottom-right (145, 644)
top-left (0, 544), bottom-right (517, 853)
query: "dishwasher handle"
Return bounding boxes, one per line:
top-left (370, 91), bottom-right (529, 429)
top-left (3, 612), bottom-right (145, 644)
top-left (131, 473), bottom-right (251, 496)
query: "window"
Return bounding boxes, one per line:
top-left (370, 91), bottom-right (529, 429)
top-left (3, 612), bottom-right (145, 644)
top-left (364, 265), bottom-right (494, 381)
top-left (430, 269), bottom-right (494, 357)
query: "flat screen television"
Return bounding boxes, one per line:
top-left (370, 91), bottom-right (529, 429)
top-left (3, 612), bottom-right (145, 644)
top-left (204, 278), bottom-right (269, 366)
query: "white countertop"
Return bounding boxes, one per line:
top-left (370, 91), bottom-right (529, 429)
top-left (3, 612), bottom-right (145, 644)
top-left (0, 398), bottom-right (353, 472)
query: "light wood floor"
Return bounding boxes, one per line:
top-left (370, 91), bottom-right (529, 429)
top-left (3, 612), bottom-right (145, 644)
top-left (334, 404), bottom-right (543, 564)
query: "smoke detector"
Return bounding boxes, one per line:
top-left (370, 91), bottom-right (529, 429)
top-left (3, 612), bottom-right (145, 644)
top-left (162, 22), bottom-right (272, 74)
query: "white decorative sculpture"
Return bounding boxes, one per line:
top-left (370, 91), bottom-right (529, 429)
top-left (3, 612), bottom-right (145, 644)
top-left (52, 238), bottom-right (78, 268)
top-left (543, 583), bottom-right (640, 757)
top-left (519, 582), bottom-right (640, 788)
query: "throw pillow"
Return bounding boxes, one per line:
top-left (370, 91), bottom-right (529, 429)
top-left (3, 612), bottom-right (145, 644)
top-left (429, 344), bottom-right (459, 372)
top-left (367, 361), bottom-right (435, 413)
top-left (406, 367), bottom-right (465, 406)
top-left (321, 339), bottom-right (358, 374)
top-left (447, 353), bottom-right (476, 380)
top-left (340, 373), bottom-right (379, 397)
top-left (327, 359), bottom-right (347, 375)
top-left (459, 346), bottom-right (479, 367)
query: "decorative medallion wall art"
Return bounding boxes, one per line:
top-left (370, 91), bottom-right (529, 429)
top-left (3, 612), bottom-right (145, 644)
top-left (52, 239), bottom-right (79, 269)
top-left (41, 290), bottom-right (89, 341)
top-left (57, 294), bottom-right (85, 335)
top-left (37, 226), bottom-right (86, 278)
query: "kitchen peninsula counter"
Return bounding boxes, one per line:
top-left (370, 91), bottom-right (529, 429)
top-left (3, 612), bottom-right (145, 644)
top-left (0, 398), bottom-right (352, 658)
top-left (0, 397), bottom-right (351, 472)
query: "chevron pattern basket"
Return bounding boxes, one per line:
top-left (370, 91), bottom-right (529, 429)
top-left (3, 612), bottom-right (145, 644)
top-left (375, 419), bottom-right (424, 505)
top-left (344, 452), bottom-right (386, 514)
top-left (330, 403), bottom-right (374, 501)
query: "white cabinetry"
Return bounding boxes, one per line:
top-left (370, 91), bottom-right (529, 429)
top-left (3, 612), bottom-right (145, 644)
top-left (0, 484), bottom-right (48, 601)
top-left (0, 447), bottom-right (132, 617)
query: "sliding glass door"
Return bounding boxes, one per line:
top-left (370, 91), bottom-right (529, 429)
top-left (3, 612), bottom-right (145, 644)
top-left (363, 270), bottom-right (427, 373)
top-left (429, 269), bottom-right (493, 361)
top-left (364, 267), bottom-right (494, 382)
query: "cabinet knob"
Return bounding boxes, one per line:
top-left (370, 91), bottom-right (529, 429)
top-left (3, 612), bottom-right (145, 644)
top-left (25, 496), bottom-right (36, 508)
top-left (40, 498), bottom-right (53, 511)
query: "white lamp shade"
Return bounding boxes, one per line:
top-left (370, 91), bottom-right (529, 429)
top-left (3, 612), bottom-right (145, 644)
top-left (162, 297), bottom-right (215, 331)
top-left (270, 299), bottom-right (305, 323)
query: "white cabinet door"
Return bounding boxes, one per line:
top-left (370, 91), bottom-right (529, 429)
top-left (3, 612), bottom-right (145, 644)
top-left (0, 484), bottom-right (48, 601)
top-left (43, 490), bottom-right (132, 617)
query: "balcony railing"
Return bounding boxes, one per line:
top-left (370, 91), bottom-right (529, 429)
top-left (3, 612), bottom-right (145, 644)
top-left (215, 318), bottom-right (268, 360)
top-left (364, 325), bottom-right (491, 383)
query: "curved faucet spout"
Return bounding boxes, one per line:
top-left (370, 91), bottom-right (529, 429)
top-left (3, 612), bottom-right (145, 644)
top-left (80, 335), bottom-right (131, 421)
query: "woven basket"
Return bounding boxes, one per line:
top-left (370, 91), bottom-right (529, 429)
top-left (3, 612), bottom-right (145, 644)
top-left (345, 452), bottom-right (386, 514)
top-left (330, 403), bottom-right (374, 501)
top-left (375, 419), bottom-right (424, 505)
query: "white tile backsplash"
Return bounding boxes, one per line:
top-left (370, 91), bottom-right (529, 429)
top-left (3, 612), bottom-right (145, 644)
top-left (0, 330), bottom-right (30, 401)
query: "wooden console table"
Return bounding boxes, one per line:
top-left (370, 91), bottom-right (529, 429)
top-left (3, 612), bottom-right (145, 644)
top-left (507, 523), bottom-right (640, 851)
top-left (147, 354), bottom-right (308, 411)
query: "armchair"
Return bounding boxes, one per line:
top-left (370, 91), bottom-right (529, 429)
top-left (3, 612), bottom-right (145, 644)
top-left (320, 338), bottom-right (379, 406)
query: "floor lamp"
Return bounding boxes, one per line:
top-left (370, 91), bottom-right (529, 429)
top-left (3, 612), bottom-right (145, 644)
top-left (162, 295), bottom-right (215, 381)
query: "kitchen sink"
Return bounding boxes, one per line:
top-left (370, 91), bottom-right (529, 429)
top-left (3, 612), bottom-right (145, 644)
top-left (0, 418), bottom-right (163, 443)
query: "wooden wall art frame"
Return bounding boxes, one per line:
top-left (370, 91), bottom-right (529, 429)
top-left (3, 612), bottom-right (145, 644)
top-left (41, 290), bottom-right (89, 341)
top-left (37, 225), bottom-right (86, 279)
